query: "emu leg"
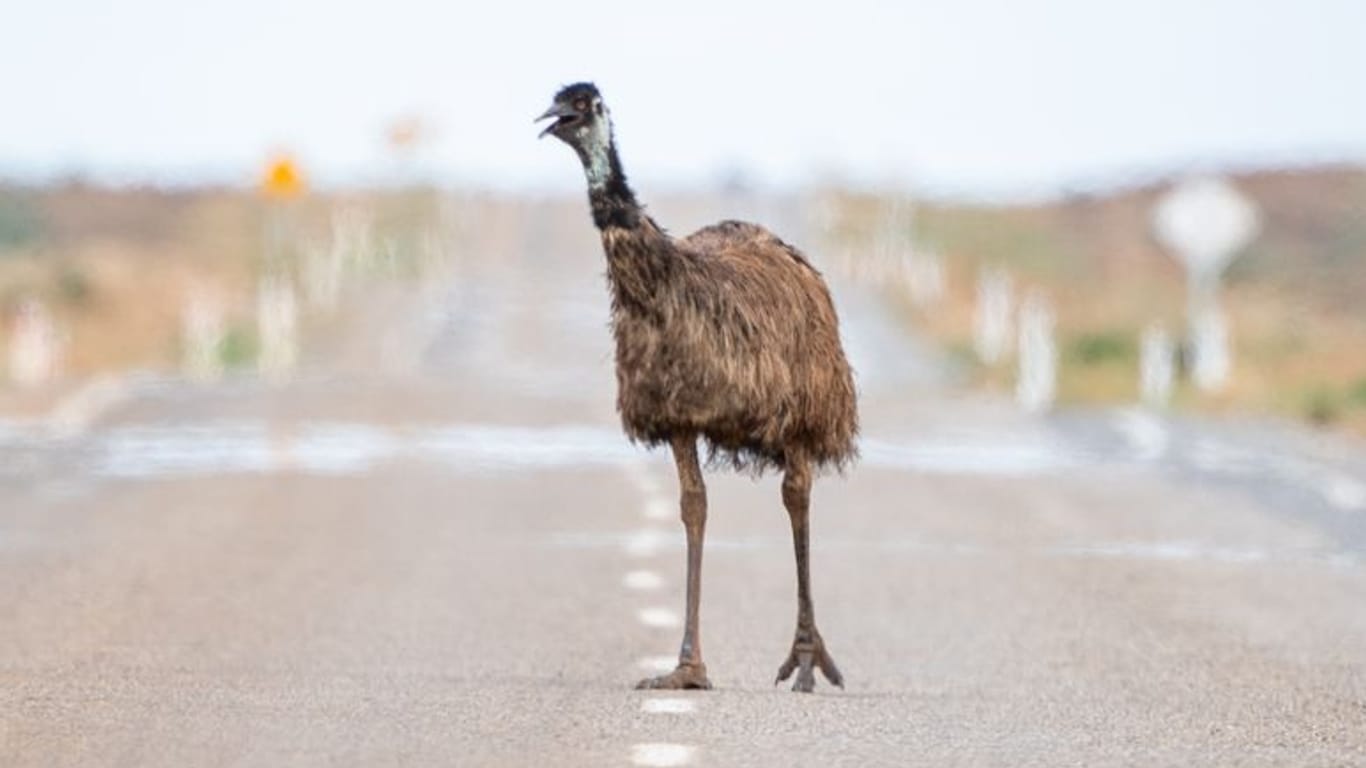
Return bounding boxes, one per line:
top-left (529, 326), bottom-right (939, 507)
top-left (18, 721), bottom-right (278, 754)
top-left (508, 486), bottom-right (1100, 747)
top-left (635, 435), bottom-right (712, 690)
top-left (774, 455), bottom-right (844, 693)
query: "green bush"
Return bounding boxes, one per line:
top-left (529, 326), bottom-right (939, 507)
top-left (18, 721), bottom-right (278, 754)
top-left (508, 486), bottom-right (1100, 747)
top-left (1067, 331), bottom-right (1135, 366)
top-left (1349, 378), bottom-right (1366, 407)
top-left (218, 326), bottom-right (258, 368)
top-left (1304, 387), bottom-right (1343, 426)
top-left (56, 267), bottom-right (92, 305)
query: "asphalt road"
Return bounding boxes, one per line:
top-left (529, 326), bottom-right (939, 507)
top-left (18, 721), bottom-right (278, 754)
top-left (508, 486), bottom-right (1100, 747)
top-left (2, 197), bottom-right (1364, 766)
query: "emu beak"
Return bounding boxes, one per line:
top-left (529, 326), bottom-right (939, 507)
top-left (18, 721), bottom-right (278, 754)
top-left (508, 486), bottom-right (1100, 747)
top-left (536, 102), bottom-right (578, 138)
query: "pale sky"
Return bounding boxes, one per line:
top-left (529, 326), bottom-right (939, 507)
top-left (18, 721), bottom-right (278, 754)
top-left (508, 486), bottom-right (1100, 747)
top-left (3, 0), bottom-right (1364, 199)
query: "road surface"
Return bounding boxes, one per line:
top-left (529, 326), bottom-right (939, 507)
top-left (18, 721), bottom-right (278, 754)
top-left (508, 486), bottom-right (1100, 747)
top-left (2, 196), bottom-right (1364, 766)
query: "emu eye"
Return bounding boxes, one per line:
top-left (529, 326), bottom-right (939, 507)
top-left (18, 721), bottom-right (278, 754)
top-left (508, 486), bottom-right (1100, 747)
top-left (575, 99), bottom-right (588, 112)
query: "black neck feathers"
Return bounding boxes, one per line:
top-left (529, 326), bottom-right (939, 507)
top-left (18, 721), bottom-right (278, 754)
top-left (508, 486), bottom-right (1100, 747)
top-left (586, 141), bottom-right (641, 230)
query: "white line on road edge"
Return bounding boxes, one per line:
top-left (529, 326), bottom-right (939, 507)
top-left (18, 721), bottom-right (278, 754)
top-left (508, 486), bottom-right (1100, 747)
top-left (636, 656), bottom-right (676, 673)
top-left (637, 608), bottom-right (680, 628)
top-left (623, 570), bottom-right (664, 591)
top-left (640, 698), bottom-right (696, 715)
top-left (631, 743), bottom-right (695, 767)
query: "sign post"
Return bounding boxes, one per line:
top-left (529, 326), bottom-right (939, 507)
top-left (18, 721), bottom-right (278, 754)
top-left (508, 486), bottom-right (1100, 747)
top-left (1151, 176), bottom-right (1259, 392)
top-left (257, 154), bottom-right (306, 382)
top-left (1016, 291), bottom-right (1057, 413)
top-left (973, 267), bottom-right (1013, 365)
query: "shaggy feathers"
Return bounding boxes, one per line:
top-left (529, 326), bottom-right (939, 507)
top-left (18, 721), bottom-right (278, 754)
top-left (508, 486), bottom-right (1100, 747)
top-left (603, 217), bottom-right (858, 473)
top-left (547, 83), bottom-right (859, 474)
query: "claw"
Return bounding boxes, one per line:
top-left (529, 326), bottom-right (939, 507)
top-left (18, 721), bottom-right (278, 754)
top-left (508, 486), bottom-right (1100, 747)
top-left (636, 663), bottom-right (712, 691)
top-left (774, 652), bottom-right (798, 686)
top-left (793, 649), bottom-right (816, 693)
top-left (773, 630), bottom-right (843, 693)
top-left (818, 649), bottom-right (845, 689)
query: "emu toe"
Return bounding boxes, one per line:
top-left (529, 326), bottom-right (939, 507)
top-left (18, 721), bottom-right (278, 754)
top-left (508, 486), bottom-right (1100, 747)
top-left (636, 662), bottom-right (712, 691)
top-left (774, 631), bottom-right (843, 693)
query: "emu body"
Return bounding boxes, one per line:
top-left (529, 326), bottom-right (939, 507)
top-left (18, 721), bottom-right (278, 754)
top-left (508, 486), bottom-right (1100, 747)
top-left (539, 82), bottom-right (856, 692)
top-left (606, 219), bottom-right (857, 472)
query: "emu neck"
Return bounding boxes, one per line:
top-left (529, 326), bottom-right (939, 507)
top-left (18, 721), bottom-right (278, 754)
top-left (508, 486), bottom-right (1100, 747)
top-left (575, 128), bottom-right (640, 231)
top-left (577, 138), bottom-right (676, 313)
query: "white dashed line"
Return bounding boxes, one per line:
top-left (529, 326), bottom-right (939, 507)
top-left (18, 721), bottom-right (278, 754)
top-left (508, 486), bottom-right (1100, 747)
top-left (637, 608), bottom-right (680, 628)
top-left (623, 529), bottom-right (672, 558)
top-left (624, 461), bottom-right (664, 495)
top-left (643, 496), bottom-right (673, 521)
top-left (623, 570), bottom-right (664, 591)
top-left (636, 655), bottom-right (677, 673)
top-left (630, 743), bottom-right (695, 767)
top-left (635, 474), bottom-right (664, 498)
top-left (640, 698), bottom-right (696, 715)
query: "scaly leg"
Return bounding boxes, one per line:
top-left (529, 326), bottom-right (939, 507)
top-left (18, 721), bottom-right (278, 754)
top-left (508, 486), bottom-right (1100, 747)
top-left (774, 453), bottom-right (844, 693)
top-left (636, 435), bottom-right (712, 690)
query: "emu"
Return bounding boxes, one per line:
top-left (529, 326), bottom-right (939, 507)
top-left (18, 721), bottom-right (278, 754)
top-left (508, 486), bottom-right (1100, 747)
top-left (538, 83), bottom-right (858, 693)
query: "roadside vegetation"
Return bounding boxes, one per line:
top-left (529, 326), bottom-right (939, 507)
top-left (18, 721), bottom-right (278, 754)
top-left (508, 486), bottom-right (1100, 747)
top-left (3, 166), bottom-right (1363, 435)
top-left (832, 165), bottom-right (1366, 434)
top-left (0, 183), bottom-right (444, 386)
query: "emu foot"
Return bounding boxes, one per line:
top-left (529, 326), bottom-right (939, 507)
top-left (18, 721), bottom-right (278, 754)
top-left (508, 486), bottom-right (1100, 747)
top-left (774, 629), bottom-right (843, 693)
top-left (635, 662), bottom-right (712, 691)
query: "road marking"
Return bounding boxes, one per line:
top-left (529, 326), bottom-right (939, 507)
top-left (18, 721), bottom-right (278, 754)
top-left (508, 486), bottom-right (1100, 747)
top-left (47, 374), bottom-right (132, 438)
top-left (1112, 408), bottom-right (1169, 462)
top-left (60, 419), bottom-right (1109, 480)
top-left (630, 743), bottom-right (695, 767)
top-left (1052, 541), bottom-right (1268, 564)
top-left (623, 570), bottom-right (664, 591)
top-left (636, 655), bottom-right (676, 673)
top-left (643, 496), bottom-right (673, 521)
top-left (1322, 474), bottom-right (1366, 511)
top-left (637, 608), bottom-right (680, 628)
top-left (623, 529), bottom-right (671, 558)
top-left (1188, 437), bottom-right (1254, 474)
top-left (629, 468), bottom-right (664, 497)
top-left (640, 698), bottom-right (696, 715)
top-left (859, 433), bottom-right (1084, 475)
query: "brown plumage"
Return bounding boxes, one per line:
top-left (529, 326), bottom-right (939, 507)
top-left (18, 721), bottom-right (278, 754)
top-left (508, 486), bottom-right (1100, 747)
top-left (539, 82), bottom-right (856, 693)
top-left (607, 217), bottom-right (857, 473)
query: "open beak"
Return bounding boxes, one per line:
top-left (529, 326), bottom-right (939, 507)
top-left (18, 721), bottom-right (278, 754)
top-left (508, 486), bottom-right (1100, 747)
top-left (536, 102), bottom-right (579, 139)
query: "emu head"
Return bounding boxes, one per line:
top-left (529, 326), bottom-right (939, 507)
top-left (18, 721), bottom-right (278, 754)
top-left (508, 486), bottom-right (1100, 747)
top-left (537, 82), bottom-right (614, 185)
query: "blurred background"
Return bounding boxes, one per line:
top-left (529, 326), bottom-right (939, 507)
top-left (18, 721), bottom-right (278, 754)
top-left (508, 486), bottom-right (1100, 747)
top-left (5, 3), bottom-right (1366, 763)
top-left (2, 0), bottom-right (1363, 428)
